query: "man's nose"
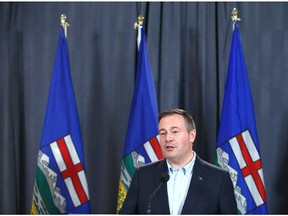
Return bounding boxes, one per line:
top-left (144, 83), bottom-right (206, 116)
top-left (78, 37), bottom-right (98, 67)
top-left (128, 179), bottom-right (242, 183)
top-left (165, 132), bottom-right (173, 142)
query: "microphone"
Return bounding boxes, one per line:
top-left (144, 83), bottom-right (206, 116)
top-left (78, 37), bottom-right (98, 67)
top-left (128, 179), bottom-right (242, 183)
top-left (147, 173), bottom-right (170, 214)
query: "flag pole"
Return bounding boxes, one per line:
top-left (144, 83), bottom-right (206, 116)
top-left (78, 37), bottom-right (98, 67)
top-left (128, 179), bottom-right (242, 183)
top-left (231, 8), bottom-right (241, 31)
top-left (134, 15), bottom-right (144, 48)
top-left (60, 14), bottom-right (70, 38)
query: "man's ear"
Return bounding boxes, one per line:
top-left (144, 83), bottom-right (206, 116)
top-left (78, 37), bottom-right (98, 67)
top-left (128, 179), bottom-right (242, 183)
top-left (190, 129), bottom-right (196, 143)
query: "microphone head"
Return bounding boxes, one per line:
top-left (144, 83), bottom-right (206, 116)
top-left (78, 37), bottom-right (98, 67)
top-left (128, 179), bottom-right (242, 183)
top-left (160, 173), bottom-right (170, 183)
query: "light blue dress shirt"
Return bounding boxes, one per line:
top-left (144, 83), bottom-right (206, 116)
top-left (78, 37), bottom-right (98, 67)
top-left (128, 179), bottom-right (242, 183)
top-left (166, 152), bottom-right (196, 215)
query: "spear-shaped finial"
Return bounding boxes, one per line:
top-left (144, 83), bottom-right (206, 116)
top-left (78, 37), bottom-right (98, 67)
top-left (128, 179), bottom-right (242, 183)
top-left (134, 15), bottom-right (144, 29)
top-left (231, 8), bottom-right (241, 22)
top-left (134, 15), bottom-right (145, 48)
top-left (60, 14), bottom-right (70, 37)
top-left (231, 8), bottom-right (241, 31)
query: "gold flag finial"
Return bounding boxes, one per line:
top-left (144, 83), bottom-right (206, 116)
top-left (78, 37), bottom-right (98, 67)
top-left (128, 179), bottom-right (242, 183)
top-left (231, 8), bottom-right (241, 22)
top-left (60, 14), bottom-right (70, 37)
top-left (134, 15), bottom-right (144, 29)
top-left (231, 8), bottom-right (241, 31)
top-left (60, 14), bottom-right (70, 28)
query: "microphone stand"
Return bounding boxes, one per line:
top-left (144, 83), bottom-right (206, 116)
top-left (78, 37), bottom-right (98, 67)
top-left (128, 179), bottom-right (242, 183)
top-left (147, 173), bottom-right (170, 214)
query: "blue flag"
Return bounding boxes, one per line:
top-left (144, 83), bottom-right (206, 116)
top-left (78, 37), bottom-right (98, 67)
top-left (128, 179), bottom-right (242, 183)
top-left (215, 22), bottom-right (268, 214)
top-left (31, 27), bottom-right (91, 214)
top-left (117, 26), bottom-right (163, 212)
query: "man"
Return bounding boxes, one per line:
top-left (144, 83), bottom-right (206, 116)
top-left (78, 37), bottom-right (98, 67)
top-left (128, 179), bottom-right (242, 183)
top-left (119, 108), bottom-right (237, 214)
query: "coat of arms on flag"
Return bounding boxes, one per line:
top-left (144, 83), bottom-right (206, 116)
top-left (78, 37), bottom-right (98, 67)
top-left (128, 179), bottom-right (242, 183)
top-left (32, 134), bottom-right (90, 214)
top-left (216, 129), bottom-right (266, 214)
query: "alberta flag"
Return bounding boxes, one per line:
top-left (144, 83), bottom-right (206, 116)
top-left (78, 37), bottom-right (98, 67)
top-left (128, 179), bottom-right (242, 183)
top-left (215, 22), bottom-right (268, 214)
top-left (116, 26), bottom-right (163, 212)
top-left (31, 27), bottom-right (91, 214)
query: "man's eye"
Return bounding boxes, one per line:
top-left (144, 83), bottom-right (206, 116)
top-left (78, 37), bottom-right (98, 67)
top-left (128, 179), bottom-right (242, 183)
top-left (172, 130), bottom-right (179, 134)
top-left (160, 132), bottom-right (166, 136)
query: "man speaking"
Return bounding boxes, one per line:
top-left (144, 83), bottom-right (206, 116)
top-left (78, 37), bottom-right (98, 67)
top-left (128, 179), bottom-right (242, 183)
top-left (119, 109), bottom-right (237, 214)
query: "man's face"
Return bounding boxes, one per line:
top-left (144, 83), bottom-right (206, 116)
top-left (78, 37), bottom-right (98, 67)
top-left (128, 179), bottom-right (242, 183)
top-left (158, 114), bottom-right (196, 166)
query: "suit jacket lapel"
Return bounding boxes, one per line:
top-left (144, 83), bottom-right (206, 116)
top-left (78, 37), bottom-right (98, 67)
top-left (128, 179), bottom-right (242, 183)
top-left (181, 156), bottom-right (206, 214)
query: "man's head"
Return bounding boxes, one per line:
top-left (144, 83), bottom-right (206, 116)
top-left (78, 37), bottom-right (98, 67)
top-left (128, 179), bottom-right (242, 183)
top-left (158, 108), bottom-right (196, 168)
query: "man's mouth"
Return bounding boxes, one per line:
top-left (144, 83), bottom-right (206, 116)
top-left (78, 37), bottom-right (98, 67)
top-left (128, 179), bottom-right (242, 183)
top-left (165, 145), bottom-right (175, 150)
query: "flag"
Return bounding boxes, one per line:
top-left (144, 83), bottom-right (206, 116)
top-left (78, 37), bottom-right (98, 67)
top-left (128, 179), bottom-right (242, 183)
top-left (116, 26), bottom-right (163, 213)
top-left (31, 26), bottom-right (91, 214)
top-left (215, 22), bottom-right (268, 214)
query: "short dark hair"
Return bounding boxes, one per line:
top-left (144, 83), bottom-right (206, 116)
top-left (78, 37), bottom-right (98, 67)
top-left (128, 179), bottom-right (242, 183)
top-left (158, 108), bottom-right (196, 131)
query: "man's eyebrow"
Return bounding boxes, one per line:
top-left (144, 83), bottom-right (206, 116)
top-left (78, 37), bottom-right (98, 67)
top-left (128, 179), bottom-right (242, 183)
top-left (159, 126), bottom-right (179, 131)
top-left (171, 126), bottom-right (180, 130)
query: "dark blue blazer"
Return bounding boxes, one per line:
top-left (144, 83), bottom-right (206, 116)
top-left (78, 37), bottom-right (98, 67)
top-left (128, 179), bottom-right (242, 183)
top-left (119, 155), bottom-right (237, 214)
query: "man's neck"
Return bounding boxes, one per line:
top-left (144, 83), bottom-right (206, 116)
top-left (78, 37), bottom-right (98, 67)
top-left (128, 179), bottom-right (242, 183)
top-left (168, 151), bottom-right (195, 170)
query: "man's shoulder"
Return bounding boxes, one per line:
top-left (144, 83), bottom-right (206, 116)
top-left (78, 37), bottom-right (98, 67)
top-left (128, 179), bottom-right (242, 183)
top-left (196, 155), bottom-right (228, 174)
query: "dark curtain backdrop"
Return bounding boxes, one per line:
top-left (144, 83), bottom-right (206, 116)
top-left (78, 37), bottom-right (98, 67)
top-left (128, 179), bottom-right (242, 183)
top-left (1, 2), bottom-right (288, 214)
